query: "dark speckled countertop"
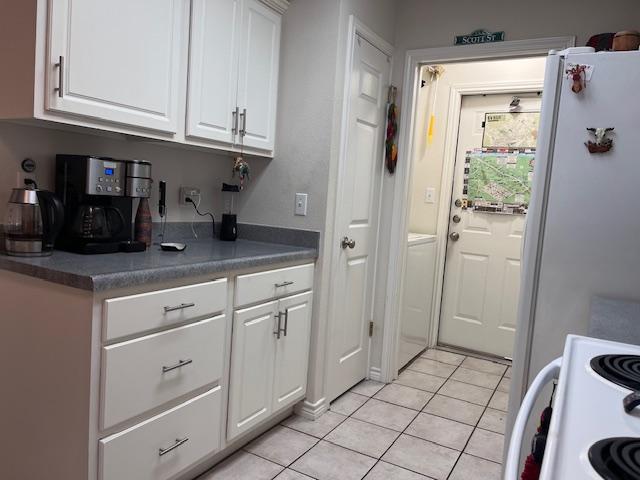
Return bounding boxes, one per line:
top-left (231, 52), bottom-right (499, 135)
top-left (0, 238), bottom-right (317, 292)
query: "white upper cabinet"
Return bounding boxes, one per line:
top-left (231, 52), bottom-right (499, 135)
top-left (0, 0), bottom-right (285, 154)
top-left (186, 0), bottom-right (241, 144)
top-left (46, 0), bottom-right (186, 133)
top-left (187, 0), bottom-right (281, 152)
top-left (236, 0), bottom-right (281, 151)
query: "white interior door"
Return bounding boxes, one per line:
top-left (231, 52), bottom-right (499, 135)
top-left (236, 0), bottom-right (281, 151)
top-left (438, 93), bottom-right (541, 358)
top-left (273, 291), bottom-right (312, 411)
top-left (47, 0), bottom-right (186, 133)
top-left (328, 35), bottom-right (390, 401)
top-left (186, 0), bottom-right (241, 144)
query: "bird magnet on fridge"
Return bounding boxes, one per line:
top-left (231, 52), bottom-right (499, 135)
top-left (585, 128), bottom-right (614, 153)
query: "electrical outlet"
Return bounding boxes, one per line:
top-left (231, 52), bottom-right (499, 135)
top-left (424, 187), bottom-right (436, 204)
top-left (295, 193), bottom-right (308, 216)
top-left (180, 186), bottom-right (201, 205)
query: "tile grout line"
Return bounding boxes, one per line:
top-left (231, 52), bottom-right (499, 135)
top-left (267, 348), bottom-right (508, 480)
top-left (444, 362), bottom-right (509, 479)
top-left (355, 353), bottom-right (469, 479)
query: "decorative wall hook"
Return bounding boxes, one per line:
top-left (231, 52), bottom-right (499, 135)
top-left (567, 64), bottom-right (587, 93)
top-left (585, 128), bottom-right (614, 153)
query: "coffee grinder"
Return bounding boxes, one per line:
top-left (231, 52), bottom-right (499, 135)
top-left (220, 183), bottom-right (239, 241)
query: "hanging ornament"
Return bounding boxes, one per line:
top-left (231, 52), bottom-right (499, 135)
top-left (425, 65), bottom-right (444, 145)
top-left (385, 86), bottom-right (399, 174)
top-left (232, 115), bottom-right (251, 189)
top-left (232, 156), bottom-right (250, 189)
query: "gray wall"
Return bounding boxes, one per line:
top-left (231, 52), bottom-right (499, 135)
top-left (0, 122), bottom-right (236, 225)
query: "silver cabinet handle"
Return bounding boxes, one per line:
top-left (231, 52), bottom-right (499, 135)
top-left (232, 107), bottom-right (239, 136)
top-left (283, 309), bottom-right (289, 337)
top-left (239, 108), bottom-right (247, 137)
top-left (162, 359), bottom-right (193, 373)
top-left (158, 437), bottom-right (189, 456)
top-left (341, 237), bottom-right (356, 249)
top-left (274, 312), bottom-right (283, 339)
top-left (164, 302), bottom-right (195, 313)
top-left (55, 55), bottom-right (64, 98)
top-left (275, 281), bottom-right (294, 288)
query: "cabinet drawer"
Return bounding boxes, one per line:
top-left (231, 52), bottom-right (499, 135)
top-left (100, 387), bottom-right (222, 480)
top-left (235, 263), bottom-right (314, 307)
top-left (101, 316), bottom-right (225, 430)
top-left (104, 279), bottom-right (227, 341)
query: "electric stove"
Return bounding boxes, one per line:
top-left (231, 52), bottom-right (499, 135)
top-left (510, 336), bottom-right (640, 479)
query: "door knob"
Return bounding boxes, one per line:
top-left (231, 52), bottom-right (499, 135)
top-left (341, 237), bottom-right (356, 249)
top-left (449, 232), bottom-right (460, 241)
top-left (452, 214), bottom-right (461, 223)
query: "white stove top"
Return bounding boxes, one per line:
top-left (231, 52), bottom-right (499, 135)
top-left (541, 335), bottom-right (640, 479)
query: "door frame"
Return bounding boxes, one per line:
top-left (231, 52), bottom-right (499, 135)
top-left (324, 15), bottom-right (394, 401)
top-left (380, 37), bottom-right (575, 383)
top-left (431, 81), bottom-right (544, 356)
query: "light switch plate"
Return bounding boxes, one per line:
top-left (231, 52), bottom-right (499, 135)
top-left (295, 193), bottom-right (308, 216)
top-left (425, 187), bottom-right (436, 204)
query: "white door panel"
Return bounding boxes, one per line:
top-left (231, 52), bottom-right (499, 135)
top-left (227, 301), bottom-right (277, 440)
top-left (439, 94), bottom-right (541, 357)
top-left (328, 36), bottom-right (390, 400)
top-left (237, 0), bottom-right (280, 151)
top-left (186, 0), bottom-right (241, 144)
top-left (273, 292), bottom-right (312, 411)
top-left (47, 0), bottom-right (185, 132)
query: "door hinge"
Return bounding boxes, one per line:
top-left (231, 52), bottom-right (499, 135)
top-left (369, 321), bottom-right (374, 337)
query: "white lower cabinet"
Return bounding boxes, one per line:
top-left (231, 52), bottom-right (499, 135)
top-left (273, 292), bottom-right (313, 411)
top-left (227, 291), bottom-right (313, 440)
top-left (227, 301), bottom-right (278, 439)
top-left (99, 387), bottom-right (222, 480)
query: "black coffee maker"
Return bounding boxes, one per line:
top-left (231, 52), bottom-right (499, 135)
top-left (55, 155), bottom-right (144, 254)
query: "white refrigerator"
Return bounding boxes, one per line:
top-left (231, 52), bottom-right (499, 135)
top-left (507, 46), bottom-right (640, 460)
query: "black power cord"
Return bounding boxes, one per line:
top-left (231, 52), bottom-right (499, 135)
top-left (186, 197), bottom-right (215, 237)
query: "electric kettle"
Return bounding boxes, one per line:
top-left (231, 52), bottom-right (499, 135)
top-left (4, 179), bottom-right (65, 256)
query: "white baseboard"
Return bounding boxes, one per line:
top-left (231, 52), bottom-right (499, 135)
top-left (369, 366), bottom-right (382, 382)
top-left (295, 397), bottom-right (329, 420)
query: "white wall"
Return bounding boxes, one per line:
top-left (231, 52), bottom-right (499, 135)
top-left (0, 122), bottom-right (238, 224)
top-left (408, 57), bottom-right (546, 234)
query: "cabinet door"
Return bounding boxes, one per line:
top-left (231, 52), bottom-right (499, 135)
top-left (273, 291), bottom-right (312, 411)
top-left (227, 300), bottom-right (277, 440)
top-left (186, 0), bottom-right (241, 144)
top-left (236, 0), bottom-right (281, 151)
top-left (47, 0), bottom-right (186, 133)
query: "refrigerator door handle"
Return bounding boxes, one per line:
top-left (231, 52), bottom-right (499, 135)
top-left (504, 357), bottom-right (562, 480)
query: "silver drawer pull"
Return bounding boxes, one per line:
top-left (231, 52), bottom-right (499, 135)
top-left (275, 281), bottom-right (294, 288)
top-left (158, 437), bottom-right (189, 456)
top-left (164, 302), bottom-right (195, 313)
top-left (283, 309), bottom-right (289, 337)
top-left (55, 55), bottom-right (64, 98)
top-left (162, 359), bottom-right (193, 373)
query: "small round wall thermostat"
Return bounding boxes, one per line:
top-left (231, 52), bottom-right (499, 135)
top-left (21, 158), bottom-right (36, 173)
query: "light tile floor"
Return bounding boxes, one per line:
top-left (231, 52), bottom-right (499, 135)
top-left (200, 348), bottom-right (510, 480)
